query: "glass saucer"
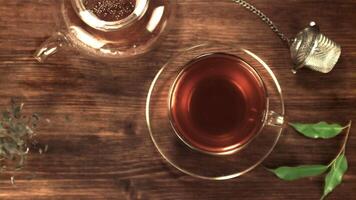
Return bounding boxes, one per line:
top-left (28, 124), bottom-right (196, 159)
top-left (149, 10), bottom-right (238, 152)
top-left (146, 43), bottom-right (285, 180)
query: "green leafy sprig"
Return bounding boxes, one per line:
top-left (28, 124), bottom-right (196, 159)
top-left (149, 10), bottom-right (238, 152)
top-left (269, 121), bottom-right (352, 200)
top-left (289, 122), bottom-right (345, 139)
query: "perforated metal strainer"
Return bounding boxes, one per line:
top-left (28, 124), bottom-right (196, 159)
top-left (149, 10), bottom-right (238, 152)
top-left (233, 0), bottom-right (341, 74)
top-left (290, 22), bottom-right (341, 73)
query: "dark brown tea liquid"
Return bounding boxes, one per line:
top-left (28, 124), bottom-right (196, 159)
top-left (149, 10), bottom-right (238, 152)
top-left (170, 53), bottom-right (267, 154)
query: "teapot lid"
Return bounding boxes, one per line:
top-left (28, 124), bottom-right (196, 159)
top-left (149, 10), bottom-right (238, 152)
top-left (71, 0), bottom-right (149, 31)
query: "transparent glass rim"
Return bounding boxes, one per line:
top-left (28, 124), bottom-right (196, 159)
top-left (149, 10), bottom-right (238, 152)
top-left (71, 0), bottom-right (149, 31)
top-left (146, 43), bottom-right (285, 180)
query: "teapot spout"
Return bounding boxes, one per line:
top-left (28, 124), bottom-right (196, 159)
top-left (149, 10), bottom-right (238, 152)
top-left (34, 32), bottom-right (68, 63)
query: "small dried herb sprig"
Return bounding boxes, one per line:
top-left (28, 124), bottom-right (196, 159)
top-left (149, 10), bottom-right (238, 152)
top-left (0, 100), bottom-right (39, 173)
top-left (268, 121), bottom-right (352, 200)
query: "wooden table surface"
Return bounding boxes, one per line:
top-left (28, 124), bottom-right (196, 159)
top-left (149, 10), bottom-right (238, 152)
top-left (0, 0), bottom-right (355, 199)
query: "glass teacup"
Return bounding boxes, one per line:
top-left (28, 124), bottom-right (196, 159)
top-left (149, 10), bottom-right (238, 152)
top-left (146, 43), bottom-right (285, 180)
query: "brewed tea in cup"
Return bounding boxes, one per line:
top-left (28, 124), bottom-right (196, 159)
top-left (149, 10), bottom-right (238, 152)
top-left (170, 53), bottom-right (267, 155)
top-left (146, 44), bottom-right (284, 179)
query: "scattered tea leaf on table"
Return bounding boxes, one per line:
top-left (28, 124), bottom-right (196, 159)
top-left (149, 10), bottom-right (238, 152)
top-left (12, 103), bottom-right (23, 119)
top-left (270, 165), bottom-right (328, 181)
top-left (321, 154), bottom-right (348, 200)
top-left (2, 111), bottom-right (10, 122)
top-left (290, 122), bottom-right (344, 139)
top-left (0, 101), bottom-right (41, 173)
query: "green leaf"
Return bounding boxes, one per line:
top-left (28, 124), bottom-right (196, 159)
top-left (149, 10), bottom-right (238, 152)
top-left (270, 165), bottom-right (328, 181)
top-left (321, 154), bottom-right (348, 200)
top-left (290, 122), bottom-right (344, 139)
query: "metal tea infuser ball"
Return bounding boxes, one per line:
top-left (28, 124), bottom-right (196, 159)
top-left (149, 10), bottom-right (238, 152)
top-left (233, 0), bottom-right (341, 73)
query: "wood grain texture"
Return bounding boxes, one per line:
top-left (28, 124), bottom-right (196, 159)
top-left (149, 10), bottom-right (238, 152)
top-left (0, 0), bottom-right (355, 199)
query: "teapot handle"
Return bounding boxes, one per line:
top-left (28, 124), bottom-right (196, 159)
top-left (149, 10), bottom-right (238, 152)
top-left (34, 32), bottom-right (68, 63)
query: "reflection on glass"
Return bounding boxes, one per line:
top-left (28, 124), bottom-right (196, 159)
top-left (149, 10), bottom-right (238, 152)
top-left (147, 6), bottom-right (165, 32)
top-left (69, 26), bottom-right (105, 49)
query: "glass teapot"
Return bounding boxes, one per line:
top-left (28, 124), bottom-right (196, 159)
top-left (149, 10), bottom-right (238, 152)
top-left (34, 0), bottom-right (175, 62)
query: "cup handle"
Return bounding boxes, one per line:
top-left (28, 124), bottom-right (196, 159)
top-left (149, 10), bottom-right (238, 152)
top-left (34, 32), bottom-right (68, 63)
top-left (267, 111), bottom-right (284, 127)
